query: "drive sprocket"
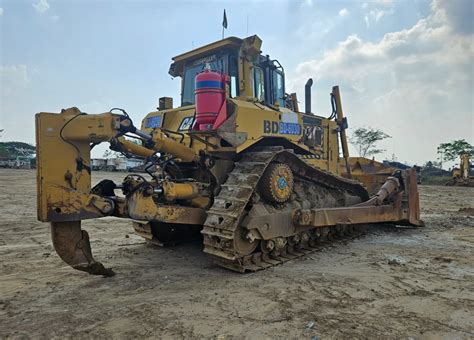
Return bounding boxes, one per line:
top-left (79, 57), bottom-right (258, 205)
top-left (258, 162), bottom-right (294, 204)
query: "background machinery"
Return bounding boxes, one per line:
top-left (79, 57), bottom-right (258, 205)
top-left (36, 35), bottom-right (423, 276)
top-left (447, 153), bottom-right (473, 186)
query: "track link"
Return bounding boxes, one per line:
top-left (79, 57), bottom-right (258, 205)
top-left (202, 148), bottom-right (370, 272)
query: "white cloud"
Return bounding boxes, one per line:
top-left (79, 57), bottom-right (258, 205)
top-left (339, 8), bottom-right (349, 17)
top-left (361, 3), bottom-right (368, 9)
top-left (32, 0), bottom-right (50, 14)
top-left (288, 0), bottom-right (474, 164)
top-left (364, 8), bottom-right (394, 27)
top-left (0, 8), bottom-right (4, 16)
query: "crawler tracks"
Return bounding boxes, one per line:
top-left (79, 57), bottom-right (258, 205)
top-left (202, 148), bottom-right (370, 272)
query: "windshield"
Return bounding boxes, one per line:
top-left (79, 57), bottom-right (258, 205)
top-left (182, 56), bottom-right (227, 106)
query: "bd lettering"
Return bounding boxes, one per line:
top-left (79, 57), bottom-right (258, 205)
top-left (263, 120), bottom-right (301, 135)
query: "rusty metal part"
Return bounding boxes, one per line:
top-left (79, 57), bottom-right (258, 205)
top-left (51, 221), bottom-right (114, 276)
top-left (44, 184), bottom-right (115, 222)
top-left (294, 202), bottom-right (403, 227)
top-left (403, 168), bottom-right (424, 226)
top-left (233, 222), bottom-right (259, 255)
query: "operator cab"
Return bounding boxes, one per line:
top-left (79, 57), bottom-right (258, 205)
top-left (169, 35), bottom-right (295, 111)
top-left (169, 37), bottom-right (242, 107)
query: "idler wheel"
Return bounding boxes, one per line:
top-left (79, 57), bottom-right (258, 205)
top-left (234, 226), bottom-right (259, 256)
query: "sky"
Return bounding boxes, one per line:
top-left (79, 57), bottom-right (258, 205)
top-left (0, 0), bottom-right (473, 167)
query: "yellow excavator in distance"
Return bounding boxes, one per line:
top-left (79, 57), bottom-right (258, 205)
top-left (447, 153), bottom-right (474, 186)
top-left (36, 35), bottom-right (423, 276)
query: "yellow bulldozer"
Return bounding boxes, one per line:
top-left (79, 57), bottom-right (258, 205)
top-left (36, 35), bottom-right (423, 276)
top-left (447, 153), bottom-right (474, 187)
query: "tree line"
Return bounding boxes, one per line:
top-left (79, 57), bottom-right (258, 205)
top-left (349, 127), bottom-right (472, 169)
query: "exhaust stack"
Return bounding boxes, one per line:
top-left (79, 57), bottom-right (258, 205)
top-left (305, 78), bottom-right (313, 114)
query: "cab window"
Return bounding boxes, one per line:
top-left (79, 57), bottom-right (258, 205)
top-left (254, 67), bottom-right (265, 102)
top-left (272, 70), bottom-right (284, 107)
top-left (181, 53), bottom-right (239, 106)
top-left (182, 60), bottom-right (221, 106)
top-left (181, 55), bottom-right (228, 106)
top-left (229, 54), bottom-right (239, 98)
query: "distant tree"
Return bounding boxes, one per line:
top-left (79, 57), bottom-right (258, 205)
top-left (437, 139), bottom-right (474, 162)
top-left (349, 127), bottom-right (391, 158)
top-left (0, 141), bottom-right (35, 158)
top-left (423, 160), bottom-right (442, 169)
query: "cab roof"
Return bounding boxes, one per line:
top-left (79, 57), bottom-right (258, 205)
top-left (168, 35), bottom-right (261, 77)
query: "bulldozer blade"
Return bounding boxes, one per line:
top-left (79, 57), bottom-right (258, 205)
top-left (51, 221), bottom-right (115, 277)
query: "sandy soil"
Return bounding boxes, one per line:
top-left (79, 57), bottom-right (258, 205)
top-left (1, 169), bottom-right (473, 339)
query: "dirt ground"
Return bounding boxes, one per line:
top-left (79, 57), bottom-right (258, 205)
top-left (1, 169), bottom-right (473, 339)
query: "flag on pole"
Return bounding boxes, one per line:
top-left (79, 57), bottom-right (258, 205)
top-left (222, 9), bottom-right (228, 29)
